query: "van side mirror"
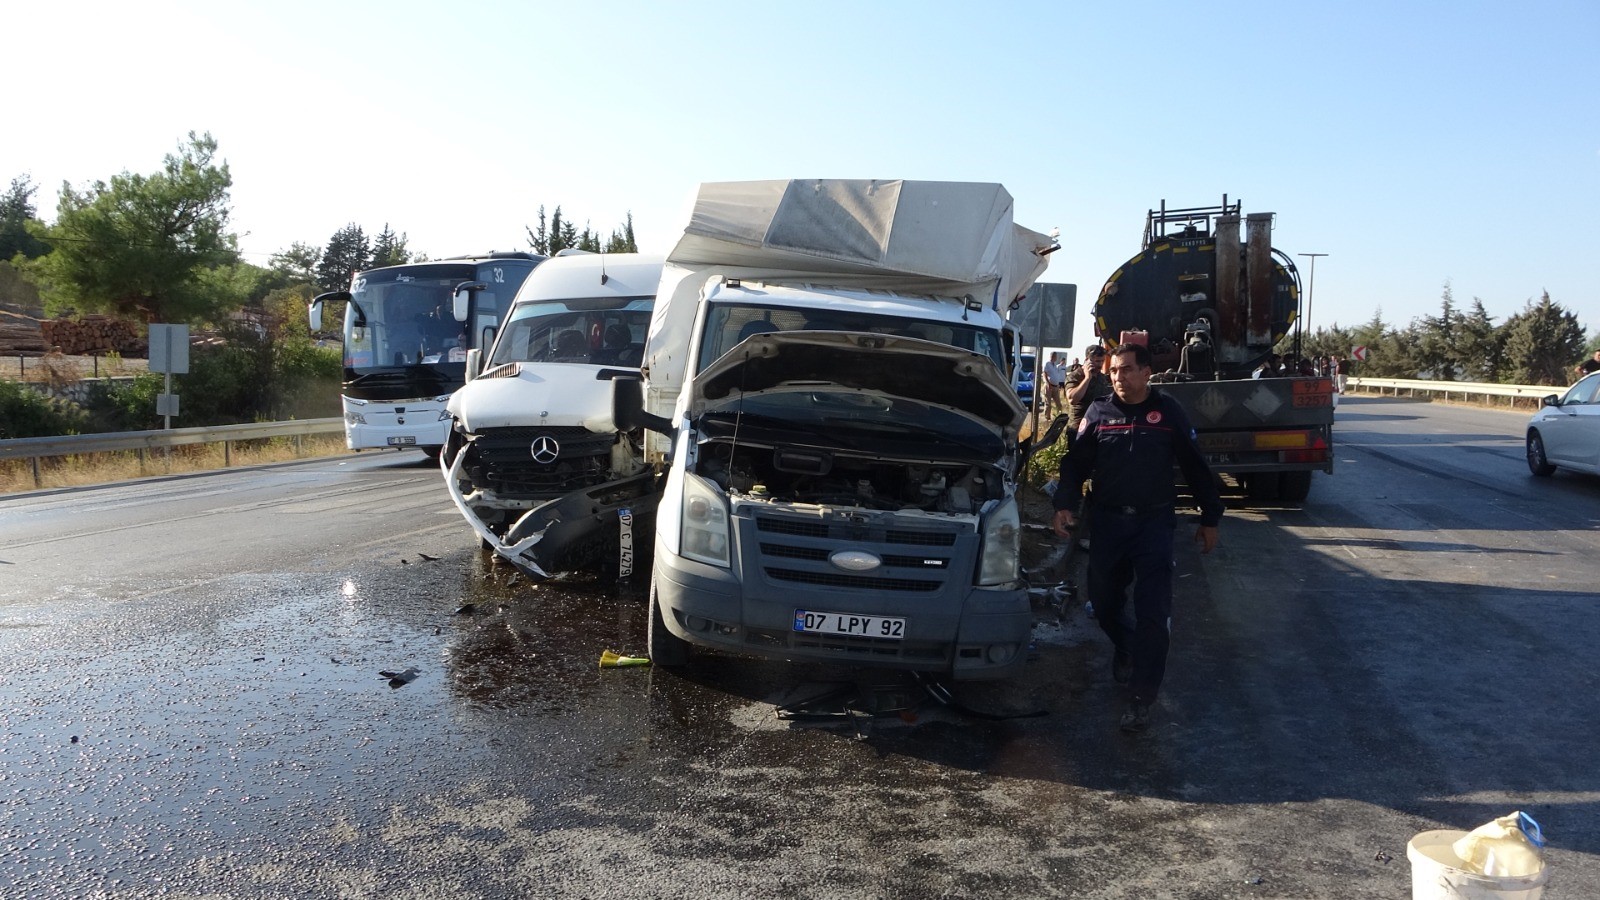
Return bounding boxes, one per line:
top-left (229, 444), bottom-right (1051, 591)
top-left (612, 375), bottom-right (673, 435)
top-left (465, 349), bottom-right (483, 381)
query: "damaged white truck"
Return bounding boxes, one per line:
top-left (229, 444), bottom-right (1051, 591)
top-left (441, 252), bottom-right (663, 576)
top-left (637, 179), bottom-right (1056, 680)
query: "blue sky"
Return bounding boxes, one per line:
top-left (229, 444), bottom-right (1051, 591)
top-left (10, 1), bottom-right (1597, 350)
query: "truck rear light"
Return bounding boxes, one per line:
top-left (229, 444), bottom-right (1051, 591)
top-left (1282, 434), bottom-right (1329, 463)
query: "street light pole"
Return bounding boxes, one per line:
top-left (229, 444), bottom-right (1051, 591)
top-left (1298, 252), bottom-right (1328, 352)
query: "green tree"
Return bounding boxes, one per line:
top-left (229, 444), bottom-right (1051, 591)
top-left (606, 212), bottom-right (638, 253)
top-left (369, 224), bottom-right (409, 268)
top-left (268, 241), bottom-right (321, 286)
top-left (316, 223), bottom-right (368, 292)
top-left (1, 174), bottom-right (51, 262)
top-left (26, 132), bottom-right (240, 323)
top-left (525, 205), bottom-right (635, 255)
top-left (1499, 292), bottom-right (1585, 386)
top-left (1414, 282), bottom-right (1458, 380)
top-left (1452, 298), bottom-right (1501, 383)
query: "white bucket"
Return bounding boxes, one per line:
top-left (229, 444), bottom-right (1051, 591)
top-left (1408, 830), bottom-right (1549, 900)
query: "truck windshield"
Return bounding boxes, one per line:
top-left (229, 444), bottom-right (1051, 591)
top-left (699, 302), bottom-right (1007, 374)
top-left (489, 296), bottom-right (654, 367)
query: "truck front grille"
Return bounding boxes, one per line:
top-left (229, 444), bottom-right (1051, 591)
top-left (746, 512), bottom-right (970, 596)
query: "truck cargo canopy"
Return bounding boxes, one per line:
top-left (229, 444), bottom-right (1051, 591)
top-left (667, 180), bottom-right (1053, 306)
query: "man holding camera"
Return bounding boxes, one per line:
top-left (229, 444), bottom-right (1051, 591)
top-left (1063, 344), bottom-right (1112, 436)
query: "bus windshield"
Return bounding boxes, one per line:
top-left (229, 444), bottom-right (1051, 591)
top-left (489, 296), bottom-right (654, 368)
top-left (342, 261), bottom-right (531, 372)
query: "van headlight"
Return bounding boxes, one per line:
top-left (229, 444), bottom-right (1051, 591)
top-left (681, 473), bottom-right (731, 567)
top-left (976, 498), bottom-right (1020, 586)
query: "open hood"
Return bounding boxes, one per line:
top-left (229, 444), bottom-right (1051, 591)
top-left (690, 332), bottom-right (1026, 435)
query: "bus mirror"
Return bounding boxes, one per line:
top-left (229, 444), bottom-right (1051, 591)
top-left (466, 349), bottom-right (483, 381)
top-left (453, 282), bottom-right (487, 323)
top-left (307, 300), bottom-right (322, 333)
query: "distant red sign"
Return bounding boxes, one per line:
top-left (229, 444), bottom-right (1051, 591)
top-left (1352, 345), bottom-right (1369, 361)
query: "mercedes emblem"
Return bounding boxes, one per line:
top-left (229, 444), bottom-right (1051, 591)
top-left (530, 436), bottom-right (561, 464)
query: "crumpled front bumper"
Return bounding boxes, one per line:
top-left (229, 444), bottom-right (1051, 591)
top-left (442, 450), bottom-right (659, 577)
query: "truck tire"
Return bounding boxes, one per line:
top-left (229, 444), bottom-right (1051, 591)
top-left (1527, 431), bottom-right (1557, 477)
top-left (647, 573), bottom-right (690, 669)
top-left (1279, 470), bottom-right (1313, 504)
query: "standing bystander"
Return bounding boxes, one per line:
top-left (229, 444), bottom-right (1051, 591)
top-left (1042, 352), bottom-right (1068, 418)
top-left (1051, 343), bottom-right (1224, 732)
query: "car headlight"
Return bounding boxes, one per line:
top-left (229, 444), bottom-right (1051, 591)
top-left (681, 473), bottom-right (731, 567)
top-left (976, 498), bottom-right (1020, 586)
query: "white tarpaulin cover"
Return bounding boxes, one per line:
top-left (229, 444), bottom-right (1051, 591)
top-left (666, 179), bottom-right (1052, 305)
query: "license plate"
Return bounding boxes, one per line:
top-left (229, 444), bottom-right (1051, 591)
top-left (1205, 452), bottom-right (1233, 464)
top-left (794, 609), bottom-right (905, 640)
top-left (387, 436), bottom-right (417, 446)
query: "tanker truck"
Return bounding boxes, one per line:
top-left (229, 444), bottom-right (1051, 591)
top-left (1092, 199), bottom-right (1334, 502)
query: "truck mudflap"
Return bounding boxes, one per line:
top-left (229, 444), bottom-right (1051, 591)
top-left (443, 451), bottom-right (660, 577)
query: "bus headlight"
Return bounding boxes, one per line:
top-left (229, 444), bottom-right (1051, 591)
top-left (680, 473), bottom-right (731, 567)
top-left (977, 498), bottom-right (1020, 586)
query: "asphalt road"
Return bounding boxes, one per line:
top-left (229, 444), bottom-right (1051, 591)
top-left (1, 395), bottom-right (1596, 899)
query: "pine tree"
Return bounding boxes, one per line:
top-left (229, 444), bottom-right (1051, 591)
top-left (1453, 299), bottom-right (1500, 383)
top-left (1, 174), bottom-right (51, 261)
top-left (316, 224), bottom-right (369, 292)
top-left (1414, 282), bottom-right (1458, 380)
top-left (370, 224), bottom-right (409, 268)
top-left (1499, 292), bottom-right (1585, 386)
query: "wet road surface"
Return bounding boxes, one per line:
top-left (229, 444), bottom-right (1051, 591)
top-left (1, 398), bottom-right (1597, 898)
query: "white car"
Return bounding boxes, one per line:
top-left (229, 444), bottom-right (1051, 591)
top-left (1527, 370), bottom-right (1600, 476)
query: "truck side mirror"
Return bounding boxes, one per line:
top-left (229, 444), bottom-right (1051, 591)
top-left (453, 282), bottom-right (487, 323)
top-left (612, 375), bottom-right (673, 435)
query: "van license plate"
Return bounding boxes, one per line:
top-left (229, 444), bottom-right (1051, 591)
top-left (794, 609), bottom-right (905, 640)
top-left (387, 436), bottom-right (416, 446)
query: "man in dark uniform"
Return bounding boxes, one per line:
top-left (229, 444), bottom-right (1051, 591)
top-left (1051, 343), bottom-right (1224, 732)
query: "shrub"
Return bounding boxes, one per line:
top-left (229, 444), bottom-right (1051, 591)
top-left (0, 380), bottom-right (88, 438)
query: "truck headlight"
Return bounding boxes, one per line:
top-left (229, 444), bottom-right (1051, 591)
top-left (976, 498), bottom-right (1020, 586)
top-left (681, 473), bottom-right (730, 567)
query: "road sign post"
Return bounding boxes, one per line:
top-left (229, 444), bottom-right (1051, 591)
top-left (148, 324), bottom-right (190, 430)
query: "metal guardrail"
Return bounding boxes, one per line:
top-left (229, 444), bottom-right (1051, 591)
top-left (1345, 377), bottom-right (1558, 405)
top-left (0, 418), bottom-right (345, 487)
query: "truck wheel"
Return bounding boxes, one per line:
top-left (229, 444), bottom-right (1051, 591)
top-left (648, 574), bottom-right (690, 669)
top-left (1527, 431), bottom-right (1556, 477)
top-left (1279, 470), bottom-right (1313, 504)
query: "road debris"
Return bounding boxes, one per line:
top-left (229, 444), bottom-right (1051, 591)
top-left (379, 667), bottom-right (419, 688)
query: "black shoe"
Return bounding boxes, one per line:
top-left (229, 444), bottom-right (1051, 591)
top-left (1119, 702), bottom-right (1151, 733)
top-left (1111, 648), bottom-right (1133, 684)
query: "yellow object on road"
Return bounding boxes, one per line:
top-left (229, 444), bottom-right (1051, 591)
top-left (599, 649), bottom-right (651, 668)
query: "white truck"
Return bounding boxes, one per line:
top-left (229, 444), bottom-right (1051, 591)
top-left (441, 252), bottom-right (664, 576)
top-left (635, 179), bottom-right (1055, 680)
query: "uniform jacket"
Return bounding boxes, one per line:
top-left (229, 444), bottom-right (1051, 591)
top-left (1054, 388), bottom-right (1224, 527)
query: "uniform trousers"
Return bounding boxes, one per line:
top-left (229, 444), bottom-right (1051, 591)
top-left (1086, 506), bottom-right (1176, 703)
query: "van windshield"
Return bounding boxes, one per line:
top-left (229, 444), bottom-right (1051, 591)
top-left (489, 297), bottom-right (654, 367)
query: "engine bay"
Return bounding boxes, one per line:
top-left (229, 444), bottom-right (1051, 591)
top-left (694, 439), bottom-right (1003, 514)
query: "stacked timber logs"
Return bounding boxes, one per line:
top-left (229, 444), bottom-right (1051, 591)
top-left (0, 310), bottom-right (47, 353)
top-left (38, 316), bottom-right (145, 356)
